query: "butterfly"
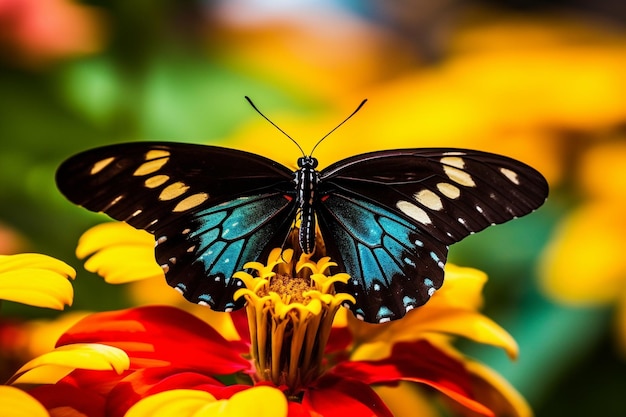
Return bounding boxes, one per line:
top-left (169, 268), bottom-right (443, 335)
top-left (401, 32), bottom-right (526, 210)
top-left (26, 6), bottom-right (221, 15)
top-left (56, 103), bottom-right (548, 324)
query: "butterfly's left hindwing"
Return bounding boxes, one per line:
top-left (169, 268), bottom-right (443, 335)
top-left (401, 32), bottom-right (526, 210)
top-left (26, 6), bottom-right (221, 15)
top-left (317, 193), bottom-right (446, 323)
top-left (56, 142), bottom-right (296, 312)
top-left (155, 193), bottom-right (296, 311)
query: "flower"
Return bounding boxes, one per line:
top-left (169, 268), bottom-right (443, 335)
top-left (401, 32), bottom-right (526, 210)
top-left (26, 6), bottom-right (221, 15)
top-left (12, 240), bottom-right (530, 417)
top-left (539, 140), bottom-right (626, 353)
top-left (0, 252), bottom-right (130, 417)
top-left (0, 253), bottom-right (75, 310)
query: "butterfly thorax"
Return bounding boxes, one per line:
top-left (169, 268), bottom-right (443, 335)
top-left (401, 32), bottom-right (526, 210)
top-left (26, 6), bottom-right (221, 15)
top-left (295, 156), bottom-right (320, 254)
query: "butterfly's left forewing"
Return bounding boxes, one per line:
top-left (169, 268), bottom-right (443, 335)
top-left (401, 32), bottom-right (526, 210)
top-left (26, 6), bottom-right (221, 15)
top-left (318, 148), bottom-right (548, 323)
top-left (56, 142), bottom-right (296, 311)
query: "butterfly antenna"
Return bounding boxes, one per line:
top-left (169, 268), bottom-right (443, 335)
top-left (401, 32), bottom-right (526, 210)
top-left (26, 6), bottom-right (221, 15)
top-left (309, 99), bottom-right (367, 156)
top-left (245, 96), bottom-right (306, 157)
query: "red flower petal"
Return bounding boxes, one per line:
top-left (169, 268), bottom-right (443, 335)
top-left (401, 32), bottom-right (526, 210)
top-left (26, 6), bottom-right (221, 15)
top-left (330, 340), bottom-right (494, 416)
top-left (304, 374), bottom-right (393, 417)
top-left (288, 401), bottom-right (313, 417)
top-left (56, 306), bottom-right (250, 375)
top-left (229, 308), bottom-right (251, 344)
top-left (29, 383), bottom-right (106, 417)
top-left (105, 368), bottom-right (229, 417)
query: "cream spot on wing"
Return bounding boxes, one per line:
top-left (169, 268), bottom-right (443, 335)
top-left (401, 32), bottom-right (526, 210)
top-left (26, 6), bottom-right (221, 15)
top-left (500, 167), bottom-right (520, 185)
top-left (436, 182), bottom-right (461, 199)
top-left (440, 156), bottom-right (465, 169)
top-left (173, 192), bottom-right (209, 212)
top-left (443, 165), bottom-right (476, 187)
top-left (145, 150), bottom-right (170, 159)
top-left (90, 157), bottom-right (115, 175)
top-left (414, 189), bottom-right (443, 210)
top-left (134, 158), bottom-right (169, 176)
top-left (133, 150), bottom-right (170, 176)
top-left (144, 175), bottom-right (170, 188)
top-left (397, 200), bottom-right (432, 224)
top-left (159, 182), bottom-right (190, 200)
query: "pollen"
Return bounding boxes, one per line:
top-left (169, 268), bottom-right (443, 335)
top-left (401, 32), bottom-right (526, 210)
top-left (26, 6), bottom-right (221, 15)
top-left (258, 273), bottom-right (312, 304)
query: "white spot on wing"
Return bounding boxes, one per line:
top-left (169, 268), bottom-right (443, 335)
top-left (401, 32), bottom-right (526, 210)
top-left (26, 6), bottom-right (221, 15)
top-left (440, 156), bottom-right (465, 168)
top-left (500, 167), bottom-right (520, 185)
top-left (396, 200), bottom-right (432, 224)
top-left (414, 189), bottom-right (443, 210)
top-left (443, 165), bottom-right (476, 187)
top-left (436, 182), bottom-right (461, 199)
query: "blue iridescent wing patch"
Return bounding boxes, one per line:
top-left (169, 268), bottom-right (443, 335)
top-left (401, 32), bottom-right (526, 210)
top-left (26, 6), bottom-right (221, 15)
top-left (317, 193), bottom-right (446, 323)
top-left (156, 193), bottom-right (295, 311)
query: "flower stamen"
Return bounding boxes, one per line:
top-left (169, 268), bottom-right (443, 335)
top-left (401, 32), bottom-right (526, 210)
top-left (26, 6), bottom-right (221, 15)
top-left (234, 248), bottom-right (354, 395)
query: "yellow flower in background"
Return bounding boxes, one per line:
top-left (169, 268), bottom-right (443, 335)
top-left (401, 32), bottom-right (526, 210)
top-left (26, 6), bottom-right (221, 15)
top-left (224, 13), bottom-right (626, 195)
top-left (0, 254), bottom-right (75, 310)
top-left (540, 140), bottom-right (626, 352)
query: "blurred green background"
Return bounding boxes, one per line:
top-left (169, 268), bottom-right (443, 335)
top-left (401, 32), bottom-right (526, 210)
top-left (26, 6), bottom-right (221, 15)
top-left (2, 1), bottom-right (626, 416)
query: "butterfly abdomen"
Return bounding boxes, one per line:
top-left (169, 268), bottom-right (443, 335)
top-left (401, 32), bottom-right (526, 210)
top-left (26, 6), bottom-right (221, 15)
top-left (295, 156), bottom-right (320, 254)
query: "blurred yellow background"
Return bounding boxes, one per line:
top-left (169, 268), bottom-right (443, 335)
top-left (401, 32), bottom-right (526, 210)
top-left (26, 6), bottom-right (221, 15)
top-left (1, 1), bottom-right (626, 415)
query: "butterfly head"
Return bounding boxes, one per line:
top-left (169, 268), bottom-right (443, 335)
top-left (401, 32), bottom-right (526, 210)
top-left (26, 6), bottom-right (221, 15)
top-left (297, 156), bottom-right (318, 169)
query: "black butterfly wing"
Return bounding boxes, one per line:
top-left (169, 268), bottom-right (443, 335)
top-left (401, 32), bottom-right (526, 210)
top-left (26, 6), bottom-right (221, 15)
top-left (318, 148), bottom-right (548, 323)
top-left (56, 142), bottom-right (296, 311)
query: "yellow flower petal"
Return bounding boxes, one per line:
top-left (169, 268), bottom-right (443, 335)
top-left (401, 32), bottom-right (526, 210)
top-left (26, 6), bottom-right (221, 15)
top-left (348, 263), bottom-right (505, 358)
top-left (374, 382), bottom-right (440, 417)
top-left (76, 223), bottom-right (163, 283)
top-left (412, 308), bottom-right (519, 359)
top-left (464, 360), bottom-right (533, 417)
top-left (124, 389), bottom-right (217, 417)
top-left (124, 387), bottom-right (287, 417)
top-left (10, 343), bottom-right (130, 385)
top-left (0, 386), bottom-right (49, 417)
top-left (0, 253), bottom-right (75, 309)
top-left (213, 386), bottom-right (287, 417)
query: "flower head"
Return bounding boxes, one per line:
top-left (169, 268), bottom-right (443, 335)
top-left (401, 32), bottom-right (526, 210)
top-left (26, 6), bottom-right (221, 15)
top-left (9, 240), bottom-right (529, 417)
top-left (234, 248), bottom-right (354, 393)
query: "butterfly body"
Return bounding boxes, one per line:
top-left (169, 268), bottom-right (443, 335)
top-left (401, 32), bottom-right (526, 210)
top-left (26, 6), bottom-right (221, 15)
top-left (294, 156), bottom-right (320, 254)
top-left (57, 142), bottom-right (548, 323)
